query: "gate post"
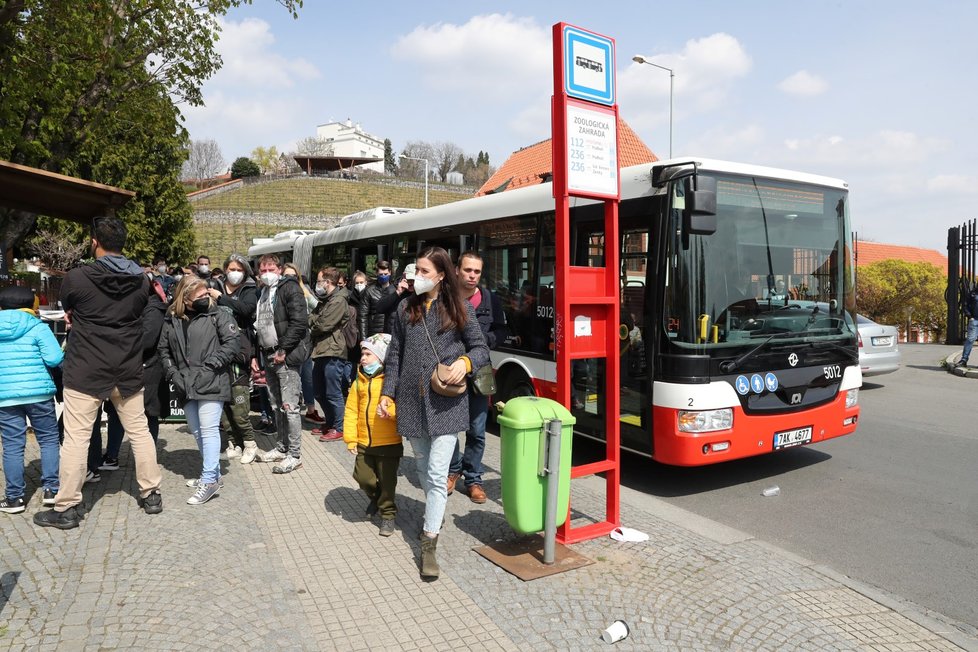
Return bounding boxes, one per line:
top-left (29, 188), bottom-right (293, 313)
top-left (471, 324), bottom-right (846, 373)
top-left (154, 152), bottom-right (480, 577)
top-left (948, 226), bottom-right (960, 345)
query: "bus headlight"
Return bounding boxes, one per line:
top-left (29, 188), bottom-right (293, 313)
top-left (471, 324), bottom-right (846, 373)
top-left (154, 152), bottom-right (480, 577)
top-left (845, 388), bottom-right (858, 408)
top-left (678, 409), bottom-right (733, 433)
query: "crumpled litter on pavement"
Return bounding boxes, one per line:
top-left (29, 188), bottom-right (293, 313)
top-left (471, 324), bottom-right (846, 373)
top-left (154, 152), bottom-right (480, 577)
top-left (610, 526), bottom-right (649, 543)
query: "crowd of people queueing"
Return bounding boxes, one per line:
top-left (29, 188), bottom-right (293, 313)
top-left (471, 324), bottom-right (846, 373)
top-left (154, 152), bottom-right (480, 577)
top-left (0, 216), bottom-right (507, 580)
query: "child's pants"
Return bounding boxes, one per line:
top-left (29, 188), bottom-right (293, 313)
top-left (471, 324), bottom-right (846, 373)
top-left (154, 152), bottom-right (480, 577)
top-left (353, 443), bottom-right (403, 520)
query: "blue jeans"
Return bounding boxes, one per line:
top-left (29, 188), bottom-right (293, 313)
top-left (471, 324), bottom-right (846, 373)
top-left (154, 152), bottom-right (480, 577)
top-left (449, 395), bottom-right (489, 487)
top-left (963, 318), bottom-right (978, 362)
top-left (300, 357), bottom-right (315, 408)
top-left (411, 433), bottom-right (459, 535)
top-left (0, 399), bottom-right (60, 499)
top-left (316, 357), bottom-right (351, 432)
top-left (184, 400), bottom-right (223, 484)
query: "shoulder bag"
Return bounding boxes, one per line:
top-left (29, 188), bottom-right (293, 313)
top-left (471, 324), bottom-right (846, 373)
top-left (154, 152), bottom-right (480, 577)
top-left (421, 315), bottom-right (467, 397)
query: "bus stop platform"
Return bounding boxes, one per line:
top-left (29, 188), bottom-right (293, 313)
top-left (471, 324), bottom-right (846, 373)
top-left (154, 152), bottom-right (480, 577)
top-left (2, 419), bottom-right (975, 651)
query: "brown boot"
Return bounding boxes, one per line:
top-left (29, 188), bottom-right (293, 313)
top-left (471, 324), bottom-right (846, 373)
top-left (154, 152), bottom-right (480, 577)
top-left (466, 484), bottom-right (487, 504)
top-left (446, 473), bottom-right (460, 496)
top-left (420, 533), bottom-right (440, 580)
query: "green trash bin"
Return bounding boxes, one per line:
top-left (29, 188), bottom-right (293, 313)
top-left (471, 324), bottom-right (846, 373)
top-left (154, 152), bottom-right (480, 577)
top-left (497, 396), bottom-right (575, 534)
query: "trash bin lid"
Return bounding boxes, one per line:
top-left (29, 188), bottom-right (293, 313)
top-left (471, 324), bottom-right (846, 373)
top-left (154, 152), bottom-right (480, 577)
top-left (496, 396), bottom-right (576, 430)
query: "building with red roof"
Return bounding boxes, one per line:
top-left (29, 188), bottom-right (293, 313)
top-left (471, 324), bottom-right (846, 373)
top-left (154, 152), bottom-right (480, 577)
top-left (476, 119), bottom-right (656, 196)
top-left (856, 240), bottom-right (947, 274)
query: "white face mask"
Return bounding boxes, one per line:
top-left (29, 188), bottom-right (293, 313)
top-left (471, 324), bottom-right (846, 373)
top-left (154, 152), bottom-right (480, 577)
top-left (260, 272), bottom-right (279, 287)
top-left (314, 283), bottom-right (328, 298)
top-left (198, 264), bottom-right (210, 274)
top-left (226, 271), bottom-right (244, 286)
top-left (354, 282), bottom-right (366, 293)
top-left (156, 265), bottom-right (167, 275)
top-left (413, 275), bottom-right (437, 295)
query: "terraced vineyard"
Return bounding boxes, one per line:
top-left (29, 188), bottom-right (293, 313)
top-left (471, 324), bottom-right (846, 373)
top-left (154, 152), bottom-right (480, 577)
top-left (192, 176), bottom-right (470, 215)
top-left (192, 175), bottom-right (474, 264)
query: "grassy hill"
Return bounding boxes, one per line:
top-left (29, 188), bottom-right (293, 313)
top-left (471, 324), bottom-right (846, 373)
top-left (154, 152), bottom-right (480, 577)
top-left (191, 176), bottom-right (474, 264)
top-left (192, 176), bottom-right (470, 215)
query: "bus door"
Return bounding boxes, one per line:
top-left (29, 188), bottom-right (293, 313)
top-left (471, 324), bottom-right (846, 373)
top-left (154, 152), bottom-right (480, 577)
top-left (570, 212), bottom-right (653, 455)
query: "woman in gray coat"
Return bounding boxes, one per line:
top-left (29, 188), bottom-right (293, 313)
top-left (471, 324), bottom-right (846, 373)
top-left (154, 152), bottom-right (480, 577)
top-left (378, 246), bottom-right (489, 580)
top-left (159, 276), bottom-right (240, 506)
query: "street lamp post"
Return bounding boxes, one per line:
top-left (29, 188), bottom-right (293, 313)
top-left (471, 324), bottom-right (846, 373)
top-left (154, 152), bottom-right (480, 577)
top-left (399, 153), bottom-right (429, 208)
top-left (632, 55), bottom-right (674, 159)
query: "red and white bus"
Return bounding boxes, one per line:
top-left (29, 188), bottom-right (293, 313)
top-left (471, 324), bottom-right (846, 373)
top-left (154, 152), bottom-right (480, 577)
top-left (250, 158), bottom-right (860, 465)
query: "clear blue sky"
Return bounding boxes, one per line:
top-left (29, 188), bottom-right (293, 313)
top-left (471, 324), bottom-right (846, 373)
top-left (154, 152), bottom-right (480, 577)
top-left (182, 1), bottom-right (978, 253)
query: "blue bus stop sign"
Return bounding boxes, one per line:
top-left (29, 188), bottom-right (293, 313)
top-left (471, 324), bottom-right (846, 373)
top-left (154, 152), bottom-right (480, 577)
top-left (563, 25), bottom-right (615, 105)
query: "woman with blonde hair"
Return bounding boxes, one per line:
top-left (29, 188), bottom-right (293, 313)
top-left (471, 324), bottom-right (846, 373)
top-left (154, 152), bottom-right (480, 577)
top-left (159, 276), bottom-right (240, 505)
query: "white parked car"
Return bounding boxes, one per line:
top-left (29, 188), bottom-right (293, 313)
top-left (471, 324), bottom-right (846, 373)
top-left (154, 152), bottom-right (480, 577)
top-left (857, 314), bottom-right (901, 377)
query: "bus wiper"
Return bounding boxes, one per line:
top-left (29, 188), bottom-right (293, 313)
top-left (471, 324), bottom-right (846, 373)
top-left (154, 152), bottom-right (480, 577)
top-left (719, 334), bottom-right (777, 373)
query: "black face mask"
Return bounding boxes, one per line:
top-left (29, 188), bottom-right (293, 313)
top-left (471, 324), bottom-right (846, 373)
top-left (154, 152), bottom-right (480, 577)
top-left (191, 298), bottom-right (210, 313)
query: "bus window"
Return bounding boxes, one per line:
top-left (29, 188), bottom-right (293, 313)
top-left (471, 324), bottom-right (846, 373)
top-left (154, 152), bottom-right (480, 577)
top-left (479, 214), bottom-right (545, 354)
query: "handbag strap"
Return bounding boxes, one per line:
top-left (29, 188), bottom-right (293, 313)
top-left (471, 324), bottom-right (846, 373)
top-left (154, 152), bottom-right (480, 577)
top-left (420, 311), bottom-right (442, 364)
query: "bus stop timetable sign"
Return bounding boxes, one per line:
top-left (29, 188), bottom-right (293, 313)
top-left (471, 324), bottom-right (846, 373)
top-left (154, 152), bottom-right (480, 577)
top-left (563, 25), bottom-right (615, 105)
top-left (566, 100), bottom-right (618, 198)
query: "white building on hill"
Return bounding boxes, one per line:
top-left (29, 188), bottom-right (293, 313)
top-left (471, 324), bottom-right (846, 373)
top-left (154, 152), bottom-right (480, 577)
top-left (316, 119), bottom-right (385, 173)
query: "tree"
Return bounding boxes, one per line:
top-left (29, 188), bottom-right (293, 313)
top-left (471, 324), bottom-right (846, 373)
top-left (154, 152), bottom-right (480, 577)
top-left (384, 138), bottom-right (397, 175)
top-left (0, 0), bottom-right (302, 253)
top-left (231, 157), bottom-right (261, 179)
top-left (183, 139), bottom-right (226, 184)
top-left (398, 140), bottom-right (436, 180)
top-left (25, 229), bottom-right (87, 273)
top-left (857, 260), bottom-right (947, 341)
top-left (434, 141), bottom-right (464, 182)
top-left (250, 145), bottom-right (282, 175)
top-left (293, 136), bottom-right (333, 156)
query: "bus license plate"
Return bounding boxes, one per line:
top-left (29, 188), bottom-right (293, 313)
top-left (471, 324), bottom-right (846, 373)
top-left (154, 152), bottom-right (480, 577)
top-left (774, 426), bottom-right (813, 450)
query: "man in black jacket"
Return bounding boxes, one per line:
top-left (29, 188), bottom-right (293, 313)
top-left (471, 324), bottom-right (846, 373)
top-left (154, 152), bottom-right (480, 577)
top-left (34, 217), bottom-right (164, 530)
top-left (359, 259), bottom-right (397, 338)
top-left (447, 251), bottom-right (507, 504)
top-left (253, 253), bottom-right (310, 474)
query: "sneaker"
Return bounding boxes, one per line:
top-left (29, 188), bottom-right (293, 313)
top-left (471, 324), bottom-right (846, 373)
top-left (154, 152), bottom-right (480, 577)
top-left (446, 472), bottom-right (461, 496)
top-left (226, 445), bottom-right (242, 460)
top-left (272, 455), bottom-right (302, 474)
top-left (379, 518), bottom-right (396, 537)
top-left (98, 456), bottom-right (119, 471)
top-left (319, 429), bottom-right (343, 442)
top-left (33, 506), bottom-right (81, 529)
top-left (186, 477), bottom-right (225, 488)
top-left (257, 448), bottom-right (287, 463)
top-left (240, 441), bottom-right (259, 465)
top-left (0, 497), bottom-right (25, 514)
top-left (42, 489), bottom-right (56, 507)
top-left (140, 491), bottom-right (163, 515)
top-left (187, 482), bottom-right (219, 505)
top-left (956, 359), bottom-right (969, 367)
top-left (85, 470), bottom-right (101, 484)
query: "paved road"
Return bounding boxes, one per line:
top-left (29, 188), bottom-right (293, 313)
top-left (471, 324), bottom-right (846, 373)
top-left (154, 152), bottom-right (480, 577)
top-left (595, 343), bottom-right (977, 631)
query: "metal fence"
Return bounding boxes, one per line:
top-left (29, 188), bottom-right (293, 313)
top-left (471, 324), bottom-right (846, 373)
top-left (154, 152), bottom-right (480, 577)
top-left (947, 219), bottom-right (977, 345)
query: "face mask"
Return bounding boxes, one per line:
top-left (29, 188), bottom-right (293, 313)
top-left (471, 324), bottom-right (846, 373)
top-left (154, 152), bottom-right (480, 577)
top-left (226, 271), bottom-right (244, 286)
top-left (413, 275), bottom-right (437, 295)
top-left (157, 265), bottom-right (167, 275)
top-left (362, 361), bottom-right (382, 376)
top-left (377, 273), bottom-right (390, 284)
top-left (314, 284), bottom-right (328, 298)
top-left (191, 298), bottom-right (210, 313)
top-left (354, 283), bottom-right (366, 293)
top-left (173, 274), bottom-right (183, 282)
top-left (198, 264), bottom-right (210, 274)
top-left (260, 272), bottom-right (279, 287)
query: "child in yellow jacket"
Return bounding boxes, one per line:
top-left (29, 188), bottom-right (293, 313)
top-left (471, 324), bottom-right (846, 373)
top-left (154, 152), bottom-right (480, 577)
top-left (343, 333), bottom-right (402, 536)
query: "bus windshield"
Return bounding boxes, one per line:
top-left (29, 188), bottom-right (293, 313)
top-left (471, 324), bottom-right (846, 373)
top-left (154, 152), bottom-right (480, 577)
top-left (663, 174), bottom-right (856, 351)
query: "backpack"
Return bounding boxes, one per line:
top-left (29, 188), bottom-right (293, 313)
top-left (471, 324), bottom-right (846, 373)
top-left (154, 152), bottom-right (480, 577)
top-left (342, 304), bottom-right (359, 353)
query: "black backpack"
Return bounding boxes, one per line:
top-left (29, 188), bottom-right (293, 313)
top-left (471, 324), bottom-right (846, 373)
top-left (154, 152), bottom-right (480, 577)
top-left (342, 304), bottom-right (359, 353)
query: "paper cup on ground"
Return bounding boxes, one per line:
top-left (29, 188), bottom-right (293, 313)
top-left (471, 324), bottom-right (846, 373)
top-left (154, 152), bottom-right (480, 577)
top-left (601, 620), bottom-right (629, 644)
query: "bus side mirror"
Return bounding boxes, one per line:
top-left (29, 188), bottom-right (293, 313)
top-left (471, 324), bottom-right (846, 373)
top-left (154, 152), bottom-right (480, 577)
top-left (683, 175), bottom-right (717, 235)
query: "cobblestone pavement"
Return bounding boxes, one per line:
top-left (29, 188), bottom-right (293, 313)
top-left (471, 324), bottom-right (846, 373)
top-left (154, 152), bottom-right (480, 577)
top-left (1, 417), bottom-right (976, 651)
